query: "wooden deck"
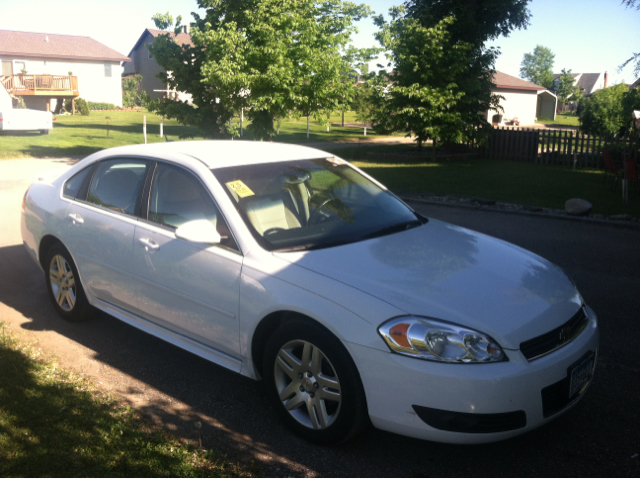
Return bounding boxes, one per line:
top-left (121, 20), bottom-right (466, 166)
top-left (0, 74), bottom-right (79, 97)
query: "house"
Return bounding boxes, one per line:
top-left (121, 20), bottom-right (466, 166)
top-left (488, 71), bottom-right (557, 125)
top-left (0, 30), bottom-right (130, 112)
top-left (123, 28), bottom-right (193, 103)
top-left (552, 72), bottom-right (609, 97)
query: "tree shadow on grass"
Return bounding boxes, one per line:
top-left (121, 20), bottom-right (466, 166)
top-left (54, 122), bottom-right (201, 137)
top-left (15, 145), bottom-right (99, 159)
top-left (0, 328), bottom-right (230, 477)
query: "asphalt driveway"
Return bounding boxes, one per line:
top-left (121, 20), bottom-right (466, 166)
top-left (0, 158), bottom-right (638, 476)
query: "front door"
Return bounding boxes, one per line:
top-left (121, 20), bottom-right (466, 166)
top-left (132, 162), bottom-right (243, 357)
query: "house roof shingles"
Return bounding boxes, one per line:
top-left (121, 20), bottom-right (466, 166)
top-left (127, 29), bottom-right (194, 57)
top-left (492, 71), bottom-right (545, 91)
top-left (0, 30), bottom-right (130, 62)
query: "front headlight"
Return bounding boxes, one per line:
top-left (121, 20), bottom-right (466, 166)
top-left (378, 317), bottom-right (506, 363)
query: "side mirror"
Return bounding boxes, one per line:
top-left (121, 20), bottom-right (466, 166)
top-left (175, 220), bottom-right (221, 244)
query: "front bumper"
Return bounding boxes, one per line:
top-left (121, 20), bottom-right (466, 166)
top-left (347, 309), bottom-right (599, 444)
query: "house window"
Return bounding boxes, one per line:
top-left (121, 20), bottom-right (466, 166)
top-left (104, 63), bottom-right (112, 77)
top-left (146, 43), bottom-right (153, 59)
top-left (14, 61), bottom-right (26, 74)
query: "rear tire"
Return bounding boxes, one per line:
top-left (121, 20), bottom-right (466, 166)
top-left (263, 318), bottom-right (369, 445)
top-left (44, 244), bottom-right (92, 322)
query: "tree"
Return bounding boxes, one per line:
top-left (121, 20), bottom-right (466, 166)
top-left (148, 1), bottom-right (374, 140)
top-left (399, 0), bottom-right (531, 143)
top-left (519, 45), bottom-right (555, 89)
top-left (121, 74), bottom-right (149, 108)
top-left (369, 10), bottom-right (468, 153)
top-left (405, 0), bottom-right (531, 45)
top-left (579, 83), bottom-right (628, 137)
top-left (555, 68), bottom-right (581, 105)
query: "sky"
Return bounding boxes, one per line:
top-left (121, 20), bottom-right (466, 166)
top-left (1, 0), bottom-right (638, 85)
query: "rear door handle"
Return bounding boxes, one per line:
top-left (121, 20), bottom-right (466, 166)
top-left (68, 213), bottom-right (84, 224)
top-left (138, 238), bottom-right (160, 251)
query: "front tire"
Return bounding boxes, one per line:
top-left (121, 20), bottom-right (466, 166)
top-left (263, 318), bottom-right (369, 444)
top-left (44, 244), bottom-right (92, 322)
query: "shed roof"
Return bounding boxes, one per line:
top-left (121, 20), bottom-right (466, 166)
top-left (492, 71), bottom-right (545, 91)
top-left (0, 30), bottom-right (130, 62)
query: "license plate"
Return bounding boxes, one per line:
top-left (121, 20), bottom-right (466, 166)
top-left (569, 353), bottom-right (595, 398)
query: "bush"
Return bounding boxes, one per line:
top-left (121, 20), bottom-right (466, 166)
top-left (88, 102), bottom-right (117, 111)
top-left (75, 98), bottom-right (90, 116)
top-left (579, 84), bottom-right (627, 137)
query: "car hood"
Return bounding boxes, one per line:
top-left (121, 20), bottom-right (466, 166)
top-left (274, 219), bottom-right (582, 349)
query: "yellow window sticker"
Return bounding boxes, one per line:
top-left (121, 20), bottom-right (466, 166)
top-left (226, 180), bottom-right (255, 198)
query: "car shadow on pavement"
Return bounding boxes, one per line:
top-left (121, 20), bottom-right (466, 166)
top-left (0, 243), bottom-right (628, 477)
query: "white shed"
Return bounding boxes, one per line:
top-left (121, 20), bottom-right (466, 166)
top-left (488, 71), bottom-right (555, 126)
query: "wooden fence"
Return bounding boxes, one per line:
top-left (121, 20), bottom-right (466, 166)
top-left (485, 127), bottom-right (639, 168)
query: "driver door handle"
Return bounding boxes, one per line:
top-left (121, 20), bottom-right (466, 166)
top-left (139, 238), bottom-right (160, 251)
top-left (68, 213), bottom-right (84, 224)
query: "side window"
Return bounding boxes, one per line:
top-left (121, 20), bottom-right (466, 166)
top-left (104, 62), bottom-right (112, 77)
top-left (63, 166), bottom-right (93, 199)
top-left (87, 159), bottom-right (149, 215)
top-left (149, 163), bottom-right (237, 250)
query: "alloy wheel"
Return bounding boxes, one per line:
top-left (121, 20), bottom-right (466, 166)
top-left (49, 254), bottom-right (76, 312)
top-left (274, 339), bottom-right (342, 430)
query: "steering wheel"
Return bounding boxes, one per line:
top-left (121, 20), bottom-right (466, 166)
top-left (263, 227), bottom-right (286, 237)
top-left (308, 197), bottom-right (339, 225)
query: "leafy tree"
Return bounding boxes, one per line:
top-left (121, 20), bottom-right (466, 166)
top-left (405, 0), bottom-right (531, 44)
top-left (147, 1), bottom-right (375, 140)
top-left (555, 69), bottom-right (581, 105)
top-left (579, 83), bottom-right (628, 137)
top-left (369, 10), bottom-right (468, 153)
top-left (122, 74), bottom-right (149, 108)
top-left (399, 0), bottom-right (531, 144)
top-left (621, 87), bottom-right (640, 135)
top-left (519, 45), bottom-right (555, 89)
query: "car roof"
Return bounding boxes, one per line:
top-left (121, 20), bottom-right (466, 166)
top-left (95, 141), bottom-right (333, 169)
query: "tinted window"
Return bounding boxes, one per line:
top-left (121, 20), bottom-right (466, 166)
top-left (87, 159), bottom-right (149, 215)
top-left (63, 166), bottom-right (92, 199)
top-left (149, 163), bottom-right (237, 250)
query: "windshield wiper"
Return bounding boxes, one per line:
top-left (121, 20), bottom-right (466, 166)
top-left (358, 219), bottom-right (424, 242)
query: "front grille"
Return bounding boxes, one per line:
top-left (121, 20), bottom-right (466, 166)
top-left (520, 307), bottom-right (589, 361)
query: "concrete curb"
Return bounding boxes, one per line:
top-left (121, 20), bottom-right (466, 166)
top-left (401, 196), bottom-right (640, 231)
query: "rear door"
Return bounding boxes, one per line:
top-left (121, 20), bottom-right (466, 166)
top-left (65, 158), bottom-right (151, 312)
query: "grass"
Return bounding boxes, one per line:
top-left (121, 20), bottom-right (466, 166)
top-left (537, 112), bottom-right (580, 127)
top-left (0, 322), bottom-right (254, 477)
top-left (0, 110), bottom-right (377, 159)
top-left (329, 145), bottom-right (640, 217)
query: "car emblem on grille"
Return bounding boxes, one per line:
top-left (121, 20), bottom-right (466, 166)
top-left (559, 326), bottom-right (572, 342)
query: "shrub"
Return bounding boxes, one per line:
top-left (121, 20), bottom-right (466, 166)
top-left (88, 102), bottom-right (117, 111)
top-left (75, 98), bottom-right (90, 116)
top-left (579, 84), bottom-right (627, 137)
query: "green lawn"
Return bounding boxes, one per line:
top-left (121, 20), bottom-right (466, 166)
top-left (0, 110), bottom-right (376, 159)
top-left (327, 145), bottom-right (640, 218)
top-left (0, 323), bottom-right (254, 477)
top-left (537, 112), bottom-right (580, 127)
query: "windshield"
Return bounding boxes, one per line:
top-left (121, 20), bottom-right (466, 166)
top-left (212, 158), bottom-right (425, 252)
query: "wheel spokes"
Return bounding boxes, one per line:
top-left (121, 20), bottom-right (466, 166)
top-left (274, 339), bottom-right (342, 430)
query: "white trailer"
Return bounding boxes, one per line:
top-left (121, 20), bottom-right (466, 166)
top-left (0, 84), bottom-right (53, 134)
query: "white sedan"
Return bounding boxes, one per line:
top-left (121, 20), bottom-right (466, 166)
top-left (21, 141), bottom-right (599, 444)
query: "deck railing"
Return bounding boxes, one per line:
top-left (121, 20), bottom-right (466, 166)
top-left (0, 74), bottom-right (78, 95)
